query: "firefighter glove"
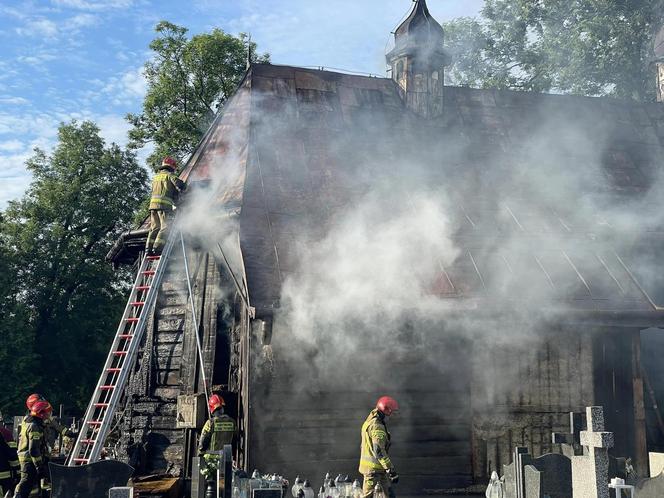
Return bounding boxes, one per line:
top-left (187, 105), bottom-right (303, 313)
top-left (388, 469), bottom-right (399, 484)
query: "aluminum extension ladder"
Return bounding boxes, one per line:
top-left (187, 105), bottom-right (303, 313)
top-left (68, 231), bottom-right (177, 466)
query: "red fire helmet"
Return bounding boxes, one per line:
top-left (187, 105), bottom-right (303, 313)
top-left (376, 396), bottom-right (399, 416)
top-left (162, 156), bottom-right (177, 169)
top-left (208, 394), bottom-right (225, 414)
top-left (26, 393), bottom-right (44, 411)
top-left (31, 401), bottom-right (52, 420)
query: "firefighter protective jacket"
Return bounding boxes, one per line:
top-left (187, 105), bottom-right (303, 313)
top-left (199, 411), bottom-right (236, 453)
top-left (0, 426), bottom-right (19, 477)
top-left (17, 416), bottom-right (44, 467)
top-left (359, 409), bottom-right (393, 474)
top-left (149, 167), bottom-right (186, 210)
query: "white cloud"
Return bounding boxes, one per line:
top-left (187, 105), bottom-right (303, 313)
top-left (0, 96), bottom-right (30, 105)
top-left (97, 66), bottom-right (147, 106)
top-left (0, 139), bottom-right (26, 152)
top-left (16, 18), bottom-right (59, 38)
top-left (64, 13), bottom-right (99, 29)
top-left (51, 0), bottom-right (134, 11)
top-left (96, 114), bottom-right (131, 145)
top-left (17, 52), bottom-right (58, 65)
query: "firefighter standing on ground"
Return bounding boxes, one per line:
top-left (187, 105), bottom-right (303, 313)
top-left (145, 156), bottom-right (187, 256)
top-left (23, 394), bottom-right (75, 450)
top-left (0, 412), bottom-right (18, 497)
top-left (198, 395), bottom-right (237, 468)
top-left (359, 396), bottom-right (399, 498)
top-left (15, 401), bottom-right (51, 498)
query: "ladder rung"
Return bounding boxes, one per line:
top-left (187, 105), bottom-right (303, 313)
top-left (106, 368), bottom-right (121, 372)
top-left (136, 285), bottom-right (150, 291)
top-left (119, 334), bottom-right (133, 339)
top-left (73, 458), bottom-right (89, 463)
top-left (147, 255), bottom-right (161, 260)
top-left (81, 439), bottom-right (95, 444)
top-left (125, 317), bottom-right (140, 322)
top-left (87, 421), bottom-right (102, 425)
top-left (99, 386), bottom-right (115, 390)
top-left (142, 270), bottom-right (156, 275)
top-left (94, 403), bottom-right (109, 407)
top-left (112, 351), bottom-right (128, 356)
top-left (131, 302), bottom-right (146, 306)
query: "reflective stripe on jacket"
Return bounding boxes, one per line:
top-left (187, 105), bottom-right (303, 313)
top-left (199, 412), bottom-right (236, 452)
top-left (359, 409), bottom-right (393, 474)
top-left (17, 416), bottom-right (44, 466)
top-left (149, 168), bottom-right (186, 210)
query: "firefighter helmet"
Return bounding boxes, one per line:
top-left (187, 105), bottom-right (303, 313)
top-left (208, 394), bottom-right (225, 414)
top-left (161, 156), bottom-right (177, 170)
top-left (376, 396), bottom-right (399, 416)
top-left (26, 393), bottom-right (44, 410)
top-left (31, 401), bottom-right (52, 420)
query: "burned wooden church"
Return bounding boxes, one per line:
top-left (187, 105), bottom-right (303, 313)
top-left (106, 0), bottom-right (664, 493)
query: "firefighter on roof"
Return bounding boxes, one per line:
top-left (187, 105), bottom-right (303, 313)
top-left (359, 396), bottom-right (399, 498)
top-left (15, 401), bottom-right (51, 498)
top-left (145, 156), bottom-right (187, 256)
top-left (198, 394), bottom-right (237, 471)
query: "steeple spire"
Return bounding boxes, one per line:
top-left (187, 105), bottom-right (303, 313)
top-left (386, 0), bottom-right (449, 118)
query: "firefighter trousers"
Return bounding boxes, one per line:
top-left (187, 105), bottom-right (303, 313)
top-left (362, 472), bottom-right (395, 498)
top-left (15, 461), bottom-right (40, 498)
top-left (146, 209), bottom-right (170, 254)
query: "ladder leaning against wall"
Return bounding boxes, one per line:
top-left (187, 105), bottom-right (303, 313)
top-left (67, 231), bottom-right (177, 466)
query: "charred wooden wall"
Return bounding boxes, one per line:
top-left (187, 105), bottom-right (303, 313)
top-left (115, 247), bottom-right (225, 477)
top-left (247, 332), bottom-right (474, 492)
top-left (470, 329), bottom-right (595, 480)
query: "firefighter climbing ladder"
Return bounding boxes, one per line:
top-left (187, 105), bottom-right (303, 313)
top-left (67, 232), bottom-right (177, 466)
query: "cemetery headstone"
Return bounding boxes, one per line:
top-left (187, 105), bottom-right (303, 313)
top-left (633, 473), bottom-right (664, 498)
top-left (648, 452), bottom-right (664, 477)
top-left (109, 487), bottom-right (134, 498)
top-left (571, 406), bottom-right (614, 498)
top-left (524, 466), bottom-right (542, 498)
top-left (502, 449), bottom-right (572, 498)
top-left (50, 459), bottom-right (134, 498)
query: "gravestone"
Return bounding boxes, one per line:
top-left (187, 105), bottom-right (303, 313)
top-left (504, 462), bottom-right (516, 498)
top-left (633, 473), bottom-right (664, 498)
top-left (571, 406), bottom-right (614, 498)
top-left (524, 466), bottom-right (542, 498)
top-left (648, 453), bottom-right (664, 477)
top-left (503, 449), bottom-right (572, 498)
top-left (50, 459), bottom-right (134, 498)
top-left (108, 487), bottom-right (134, 498)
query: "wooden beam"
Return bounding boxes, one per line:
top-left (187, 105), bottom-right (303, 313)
top-left (632, 330), bottom-right (648, 477)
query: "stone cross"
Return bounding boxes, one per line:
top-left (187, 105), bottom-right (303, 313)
top-left (572, 406), bottom-right (615, 498)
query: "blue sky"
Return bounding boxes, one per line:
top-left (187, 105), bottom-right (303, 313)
top-left (0, 0), bottom-right (483, 206)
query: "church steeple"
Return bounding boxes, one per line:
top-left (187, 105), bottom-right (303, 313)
top-left (386, 0), bottom-right (449, 118)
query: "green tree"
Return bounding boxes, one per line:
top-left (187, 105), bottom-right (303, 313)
top-left (0, 121), bottom-right (149, 413)
top-left (445, 0), bottom-right (664, 101)
top-left (127, 21), bottom-right (269, 168)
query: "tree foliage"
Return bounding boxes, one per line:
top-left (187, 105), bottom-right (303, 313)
top-left (445, 0), bottom-right (664, 101)
top-left (0, 121), bottom-right (148, 414)
top-left (127, 21), bottom-right (270, 168)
